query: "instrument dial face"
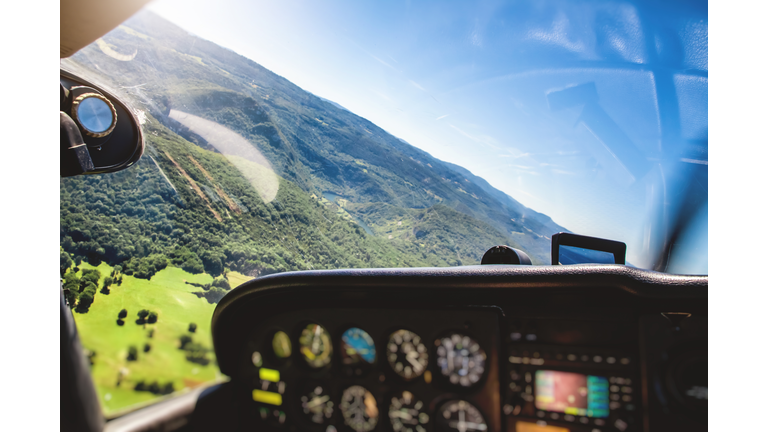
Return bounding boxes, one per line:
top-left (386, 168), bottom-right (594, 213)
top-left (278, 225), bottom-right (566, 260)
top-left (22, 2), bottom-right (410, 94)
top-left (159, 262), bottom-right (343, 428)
top-left (340, 385), bottom-right (379, 432)
top-left (341, 327), bottom-right (377, 365)
top-left (387, 329), bottom-right (429, 380)
top-left (435, 333), bottom-right (486, 387)
top-left (299, 323), bottom-right (333, 368)
top-left (272, 331), bottom-right (292, 359)
top-left (435, 400), bottom-right (487, 432)
top-left (300, 385), bottom-right (334, 425)
top-left (388, 391), bottom-right (429, 432)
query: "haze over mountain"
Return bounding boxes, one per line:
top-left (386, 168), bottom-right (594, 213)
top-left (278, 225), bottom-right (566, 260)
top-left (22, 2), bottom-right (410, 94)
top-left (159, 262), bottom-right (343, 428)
top-left (62, 10), bottom-right (567, 271)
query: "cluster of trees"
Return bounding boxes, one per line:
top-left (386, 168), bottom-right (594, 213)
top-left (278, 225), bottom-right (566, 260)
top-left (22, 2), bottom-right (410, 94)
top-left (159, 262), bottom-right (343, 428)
top-left (126, 342), bottom-right (153, 361)
top-left (187, 275), bottom-right (232, 304)
top-left (134, 380), bottom-right (175, 395)
top-left (118, 308), bottom-right (159, 326)
top-left (179, 335), bottom-right (211, 365)
top-left (62, 268), bottom-right (102, 312)
top-left (186, 276), bottom-right (230, 291)
top-left (136, 309), bottom-right (159, 325)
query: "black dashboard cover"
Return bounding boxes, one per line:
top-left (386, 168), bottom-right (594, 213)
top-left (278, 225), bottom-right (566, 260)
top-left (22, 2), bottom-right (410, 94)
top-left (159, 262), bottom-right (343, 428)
top-left (211, 264), bottom-right (707, 377)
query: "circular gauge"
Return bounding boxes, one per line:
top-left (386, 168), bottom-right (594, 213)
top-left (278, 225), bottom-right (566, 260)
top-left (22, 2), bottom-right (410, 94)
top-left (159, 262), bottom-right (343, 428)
top-left (435, 400), bottom-right (487, 432)
top-left (272, 331), bottom-right (292, 359)
top-left (387, 329), bottom-right (429, 380)
top-left (300, 385), bottom-right (334, 425)
top-left (299, 323), bottom-right (333, 368)
top-left (435, 333), bottom-right (486, 387)
top-left (341, 327), bottom-right (377, 365)
top-left (389, 391), bottom-right (429, 432)
top-left (340, 385), bottom-right (379, 432)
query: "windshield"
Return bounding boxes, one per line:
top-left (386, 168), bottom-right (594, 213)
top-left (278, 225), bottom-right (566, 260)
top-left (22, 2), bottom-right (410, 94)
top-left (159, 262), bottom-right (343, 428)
top-left (60, 0), bottom-right (707, 416)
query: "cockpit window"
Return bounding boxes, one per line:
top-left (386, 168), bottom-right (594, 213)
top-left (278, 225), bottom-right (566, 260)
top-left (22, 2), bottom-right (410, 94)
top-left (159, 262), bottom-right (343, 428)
top-left (60, 0), bottom-right (707, 415)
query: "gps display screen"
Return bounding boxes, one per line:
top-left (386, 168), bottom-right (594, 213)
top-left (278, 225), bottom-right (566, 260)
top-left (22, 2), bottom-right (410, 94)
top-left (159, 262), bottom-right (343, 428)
top-left (558, 245), bottom-right (617, 265)
top-left (535, 370), bottom-right (610, 418)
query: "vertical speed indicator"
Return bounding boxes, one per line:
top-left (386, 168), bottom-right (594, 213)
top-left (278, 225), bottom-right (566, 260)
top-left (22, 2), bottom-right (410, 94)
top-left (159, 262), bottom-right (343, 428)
top-left (387, 329), bottom-right (429, 380)
top-left (389, 391), bottom-right (429, 432)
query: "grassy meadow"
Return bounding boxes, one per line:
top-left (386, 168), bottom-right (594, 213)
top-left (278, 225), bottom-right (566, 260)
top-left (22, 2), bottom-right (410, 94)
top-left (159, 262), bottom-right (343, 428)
top-left (71, 262), bottom-right (252, 416)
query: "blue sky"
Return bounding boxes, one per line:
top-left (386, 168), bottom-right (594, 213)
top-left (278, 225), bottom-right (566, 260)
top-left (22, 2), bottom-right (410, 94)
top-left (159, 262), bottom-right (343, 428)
top-left (146, 0), bottom-right (708, 271)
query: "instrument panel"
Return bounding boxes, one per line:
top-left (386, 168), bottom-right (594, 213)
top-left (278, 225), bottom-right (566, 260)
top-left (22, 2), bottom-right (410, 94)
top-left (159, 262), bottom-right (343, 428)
top-left (241, 308), bottom-right (501, 432)
top-left (205, 265), bottom-right (708, 432)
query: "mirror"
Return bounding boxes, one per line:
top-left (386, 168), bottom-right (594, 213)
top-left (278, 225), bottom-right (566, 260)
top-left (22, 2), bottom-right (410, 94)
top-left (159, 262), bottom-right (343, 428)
top-left (60, 69), bottom-right (144, 177)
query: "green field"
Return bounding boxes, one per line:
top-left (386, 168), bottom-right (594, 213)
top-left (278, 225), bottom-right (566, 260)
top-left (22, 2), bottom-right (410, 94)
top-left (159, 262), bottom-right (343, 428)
top-left (71, 263), bottom-right (250, 416)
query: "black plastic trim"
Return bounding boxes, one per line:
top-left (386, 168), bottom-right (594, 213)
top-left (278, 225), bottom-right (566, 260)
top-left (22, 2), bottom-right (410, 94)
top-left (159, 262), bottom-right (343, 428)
top-left (211, 265), bottom-right (707, 377)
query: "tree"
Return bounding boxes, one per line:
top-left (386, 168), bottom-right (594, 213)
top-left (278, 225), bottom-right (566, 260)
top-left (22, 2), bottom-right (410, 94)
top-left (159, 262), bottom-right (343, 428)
top-left (63, 289), bottom-right (77, 309)
top-left (80, 269), bottom-right (101, 286)
top-left (136, 309), bottom-right (150, 325)
top-left (103, 276), bottom-right (114, 288)
top-left (85, 350), bottom-right (96, 366)
top-left (161, 382), bottom-right (175, 395)
top-left (76, 291), bottom-right (94, 312)
top-left (212, 276), bottom-right (231, 290)
top-left (202, 287), bottom-right (228, 304)
top-left (60, 250), bottom-right (73, 275)
top-left (188, 323), bottom-right (197, 333)
top-left (183, 342), bottom-right (210, 365)
top-left (81, 281), bottom-right (97, 295)
top-left (143, 343), bottom-right (151, 353)
top-left (127, 346), bottom-right (138, 361)
top-left (118, 309), bottom-right (127, 319)
top-left (63, 272), bottom-right (79, 291)
top-left (179, 335), bottom-right (192, 349)
top-left (147, 311), bottom-right (158, 323)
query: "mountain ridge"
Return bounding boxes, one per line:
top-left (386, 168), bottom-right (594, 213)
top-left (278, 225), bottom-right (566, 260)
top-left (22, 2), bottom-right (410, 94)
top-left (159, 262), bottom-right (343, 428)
top-left (66, 10), bottom-right (567, 265)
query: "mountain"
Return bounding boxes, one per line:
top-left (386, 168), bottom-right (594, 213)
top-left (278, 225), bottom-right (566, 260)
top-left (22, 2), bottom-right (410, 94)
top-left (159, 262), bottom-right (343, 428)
top-left (61, 10), bottom-right (567, 271)
top-left (315, 95), bottom-right (350, 113)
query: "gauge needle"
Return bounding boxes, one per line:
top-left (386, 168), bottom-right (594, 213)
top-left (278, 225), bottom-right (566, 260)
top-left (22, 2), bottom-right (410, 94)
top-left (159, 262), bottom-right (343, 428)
top-left (406, 351), bottom-right (423, 372)
top-left (307, 396), bottom-right (330, 409)
top-left (301, 347), bottom-right (316, 360)
top-left (390, 410), bottom-right (413, 421)
top-left (448, 417), bottom-right (487, 432)
top-left (312, 325), bottom-right (322, 352)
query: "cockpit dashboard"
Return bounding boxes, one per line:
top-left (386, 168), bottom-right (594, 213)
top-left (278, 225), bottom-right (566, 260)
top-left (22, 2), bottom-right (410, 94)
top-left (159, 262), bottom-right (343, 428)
top-left (189, 265), bottom-right (707, 432)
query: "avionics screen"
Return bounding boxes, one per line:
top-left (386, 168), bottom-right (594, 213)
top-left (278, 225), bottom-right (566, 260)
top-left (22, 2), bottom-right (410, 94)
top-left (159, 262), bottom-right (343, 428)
top-left (558, 245), bottom-right (616, 264)
top-left (535, 370), bottom-right (609, 418)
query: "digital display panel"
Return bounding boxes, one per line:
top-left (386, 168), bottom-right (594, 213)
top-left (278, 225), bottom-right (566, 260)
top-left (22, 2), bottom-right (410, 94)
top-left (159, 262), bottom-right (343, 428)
top-left (535, 370), bottom-right (609, 418)
top-left (515, 421), bottom-right (570, 432)
top-left (558, 245), bottom-right (616, 265)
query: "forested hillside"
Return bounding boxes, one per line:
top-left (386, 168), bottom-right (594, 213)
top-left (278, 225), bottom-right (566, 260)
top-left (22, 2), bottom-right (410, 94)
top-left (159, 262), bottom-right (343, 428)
top-left (61, 10), bottom-right (567, 282)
